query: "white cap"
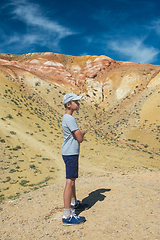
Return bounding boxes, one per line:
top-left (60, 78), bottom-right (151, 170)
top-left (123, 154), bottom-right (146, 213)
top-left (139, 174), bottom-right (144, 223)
top-left (62, 93), bottom-right (82, 104)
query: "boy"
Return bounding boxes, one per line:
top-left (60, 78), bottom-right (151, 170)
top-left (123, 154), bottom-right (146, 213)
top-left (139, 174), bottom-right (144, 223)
top-left (61, 93), bottom-right (88, 225)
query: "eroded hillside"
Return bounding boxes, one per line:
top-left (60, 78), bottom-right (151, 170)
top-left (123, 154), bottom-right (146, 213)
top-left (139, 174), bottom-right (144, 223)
top-left (0, 52), bottom-right (160, 201)
top-left (0, 52), bottom-right (160, 151)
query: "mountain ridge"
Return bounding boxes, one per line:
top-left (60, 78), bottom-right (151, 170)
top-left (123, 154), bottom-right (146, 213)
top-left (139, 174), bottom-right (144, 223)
top-left (0, 52), bottom-right (160, 201)
top-left (0, 52), bottom-right (160, 152)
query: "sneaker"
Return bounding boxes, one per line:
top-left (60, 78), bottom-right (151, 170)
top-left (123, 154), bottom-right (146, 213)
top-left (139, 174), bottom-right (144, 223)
top-left (71, 200), bottom-right (89, 211)
top-left (62, 213), bottom-right (86, 226)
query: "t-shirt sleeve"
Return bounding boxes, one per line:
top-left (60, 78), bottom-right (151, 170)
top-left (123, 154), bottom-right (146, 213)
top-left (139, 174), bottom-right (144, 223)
top-left (66, 115), bottom-right (79, 132)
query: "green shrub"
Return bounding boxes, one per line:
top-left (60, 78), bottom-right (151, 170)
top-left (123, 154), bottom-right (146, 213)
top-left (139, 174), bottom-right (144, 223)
top-left (3, 176), bottom-right (11, 183)
top-left (19, 180), bottom-right (30, 186)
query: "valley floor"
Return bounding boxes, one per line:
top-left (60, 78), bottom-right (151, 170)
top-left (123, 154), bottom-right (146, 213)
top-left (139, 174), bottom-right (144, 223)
top-left (0, 169), bottom-right (160, 240)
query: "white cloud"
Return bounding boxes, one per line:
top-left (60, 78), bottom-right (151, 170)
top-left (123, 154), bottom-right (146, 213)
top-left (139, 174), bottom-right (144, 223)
top-left (0, 31), bottom-right (61, 54)
top-left (107, 38), bottom-right (159, 64)
top-left (10, 0), bottom-right (74, 39)
top-left (150, 19), bottom-right (160, 36)
top-left (80, 53), bottom-right (90, 56)
top-left (85, 37), bottom-right (94, 44)
top-left (1, 0), bottom-right (76, 53)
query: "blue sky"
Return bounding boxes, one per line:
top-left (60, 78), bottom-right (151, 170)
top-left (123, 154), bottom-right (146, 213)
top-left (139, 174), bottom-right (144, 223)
top-left (0, 0), bottom-right (160, 64)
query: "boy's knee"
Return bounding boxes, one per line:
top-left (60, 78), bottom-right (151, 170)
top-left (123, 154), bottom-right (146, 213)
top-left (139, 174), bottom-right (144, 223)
top-left (66, 178), bottom-right (75, 187)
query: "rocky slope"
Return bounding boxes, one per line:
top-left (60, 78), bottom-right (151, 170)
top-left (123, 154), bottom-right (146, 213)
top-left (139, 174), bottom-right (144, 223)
top-left (0, 52), bottom-right (160, 151)
top-left (0, 52), bottom-right (160, 202)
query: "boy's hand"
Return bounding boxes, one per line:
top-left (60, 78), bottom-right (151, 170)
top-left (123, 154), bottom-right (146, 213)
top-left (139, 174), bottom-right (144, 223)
top-left (80, 130), bottom-right (85, 136)
top-left (72, 129), bottom-right (85, 143)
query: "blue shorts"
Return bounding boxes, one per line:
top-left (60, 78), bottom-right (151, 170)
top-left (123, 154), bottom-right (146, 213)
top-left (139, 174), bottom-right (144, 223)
top-left (62, 155), bottom-right (79, 179)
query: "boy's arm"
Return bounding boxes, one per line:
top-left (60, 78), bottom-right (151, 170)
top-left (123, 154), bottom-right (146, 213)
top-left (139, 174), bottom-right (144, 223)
top-left (72, 129), bottom-right (85, 143)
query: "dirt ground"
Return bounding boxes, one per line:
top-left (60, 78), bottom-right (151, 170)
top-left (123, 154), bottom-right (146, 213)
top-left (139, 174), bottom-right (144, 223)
top-left (0, 69), bottom-right (160, 239)
top-left (0, 168), bottom-right (160, 240)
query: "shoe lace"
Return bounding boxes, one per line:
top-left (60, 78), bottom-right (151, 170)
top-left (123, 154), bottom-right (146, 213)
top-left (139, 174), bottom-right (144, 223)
top-left (71, 211), bottom-right (80, 219)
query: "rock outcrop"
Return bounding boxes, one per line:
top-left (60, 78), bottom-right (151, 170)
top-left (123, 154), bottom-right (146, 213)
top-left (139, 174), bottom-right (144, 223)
top-left (0, 52), bottom-right (159, 105)
top-left (0, 52), bottom-right (160, 152)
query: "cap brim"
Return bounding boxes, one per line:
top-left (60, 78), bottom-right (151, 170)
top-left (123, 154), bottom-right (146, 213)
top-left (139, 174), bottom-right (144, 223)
top-left (73, 95), bottom-right (82, 101)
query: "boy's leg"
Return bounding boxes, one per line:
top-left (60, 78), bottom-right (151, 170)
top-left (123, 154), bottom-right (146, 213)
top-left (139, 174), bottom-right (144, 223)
top-left (71, 179), bottom-right (76, 198)
top-left (70, 179), bottom-right (89, 211)
top-left (71, 179), bottom-right (77, 206)
top-left (62, 177), bottom-right (86, 225)
top-left (63, 178), bottom-right (75, 218)
top-left (62, 155), bottom-right (86, 225)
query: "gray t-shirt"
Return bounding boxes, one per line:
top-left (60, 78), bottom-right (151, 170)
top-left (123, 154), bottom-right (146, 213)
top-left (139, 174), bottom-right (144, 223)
top-left (61, 114), bottom-right (80, 155)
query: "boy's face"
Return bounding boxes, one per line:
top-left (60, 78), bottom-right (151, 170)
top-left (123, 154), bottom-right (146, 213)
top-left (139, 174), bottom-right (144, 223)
top-left (67, 100), bottom-right (80, 111)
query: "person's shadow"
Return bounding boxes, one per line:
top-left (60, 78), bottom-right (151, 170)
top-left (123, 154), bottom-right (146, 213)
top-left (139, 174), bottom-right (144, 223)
top-left (76, 188), bottom-right (111, 215)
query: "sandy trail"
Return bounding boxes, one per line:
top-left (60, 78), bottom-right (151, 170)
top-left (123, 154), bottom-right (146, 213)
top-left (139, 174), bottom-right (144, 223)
top-left (1, 170), bottom-right (160, 240)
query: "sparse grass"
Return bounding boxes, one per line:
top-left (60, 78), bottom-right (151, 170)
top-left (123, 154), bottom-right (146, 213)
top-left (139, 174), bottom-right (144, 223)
top-left (2, 176), bottom-right (11, 183)
top-left (0, 54), bottom-right (160, 202)
top-left (8, 192), bottom-right (20, 200)
top-left (19, 180), bottom-right (30, 186)
top-left (0, 194), bottom-right (5, 203)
